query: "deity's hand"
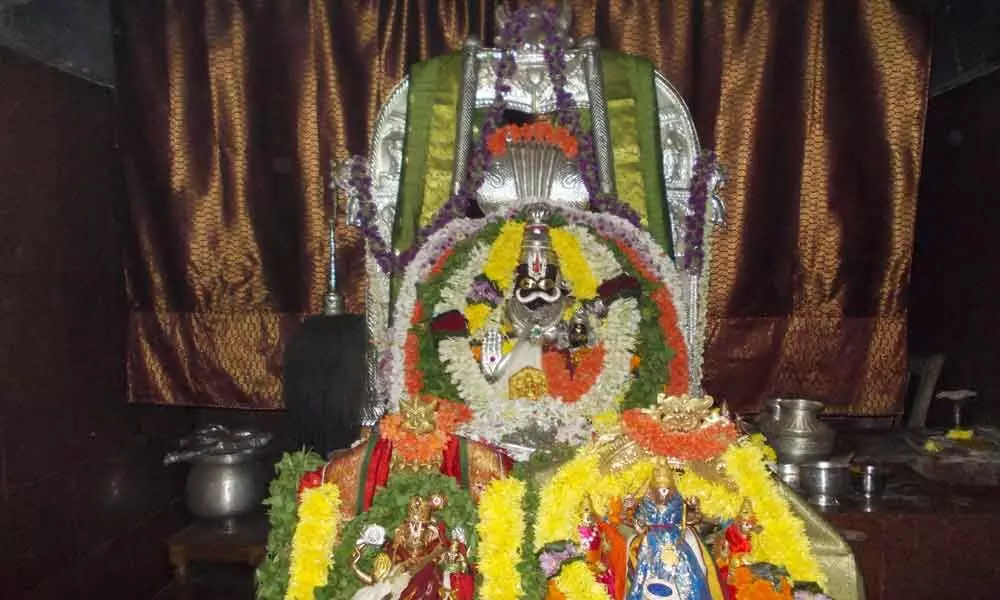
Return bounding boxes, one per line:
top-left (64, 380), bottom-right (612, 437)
top-left (481, 328), bottom-right (508, 382)
top-left (351, 544), bottom-right (376, 585)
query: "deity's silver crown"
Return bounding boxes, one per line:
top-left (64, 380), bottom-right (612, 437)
top-left (519, 203), bottom-right (559, 272)
top-left (523, 203), bottom-right (552, 226)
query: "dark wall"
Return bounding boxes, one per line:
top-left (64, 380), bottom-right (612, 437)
top-left (0, 48), bottom-right (195, 598)
top-left (909, 69), bottom-right (1000, 424)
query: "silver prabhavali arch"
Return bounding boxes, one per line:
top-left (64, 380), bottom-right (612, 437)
top-left (333, 4), bottom-right (724, 425)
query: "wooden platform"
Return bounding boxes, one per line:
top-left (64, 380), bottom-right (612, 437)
top-left (166, 515), bottom-right (267, 587)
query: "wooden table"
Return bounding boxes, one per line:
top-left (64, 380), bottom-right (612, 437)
top-left (167, 515), bottom-right (268, 584)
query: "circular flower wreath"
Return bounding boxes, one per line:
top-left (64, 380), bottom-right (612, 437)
top-left (382, 205), bottom-right (693, 447)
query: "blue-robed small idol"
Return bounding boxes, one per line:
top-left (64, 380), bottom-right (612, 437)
top-left (626, 462), bottom-right (725, 600)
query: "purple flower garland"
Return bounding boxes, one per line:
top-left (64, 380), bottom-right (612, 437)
top-left (681, 150), bottom-right (718, 274)
top-left (534, 8), bottom-right (641, 227)
top-left (345, 156), bottom-right (396, 274)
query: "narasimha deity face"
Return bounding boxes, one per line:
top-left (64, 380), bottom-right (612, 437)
top-left (513, 262), bottom-right (564, 310)
top-left (511, 214), bottom-right (569, 312)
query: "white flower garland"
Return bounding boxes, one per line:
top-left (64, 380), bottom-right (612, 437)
top-left (438, 336), bottom-right (496, 406)
top-left (438, 294), bottom-right (640, 449)
top-left (561, 209), bottom-right (699, 391)
top-left (382, 217), bottom-right (498, 412)
top-left (567, 225), bottom-right (623, 284)
top-left (434, 242), bottom-right (492, 315)
top-left (574, 297), bottom-right (640, 416)
top-left (381, 204), bottom-right (702, 427)
top-left (456, 397), bottom-right (594, 450)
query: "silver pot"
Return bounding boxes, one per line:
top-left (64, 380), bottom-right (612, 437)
top-left (185, 449), bottom-right (269, 531)
top-left (764, 398), bottom-right (836, 464)
top-left (756, 398), bottom-right (784, 439)
top-left (800, 460), bottom-right (849, 508)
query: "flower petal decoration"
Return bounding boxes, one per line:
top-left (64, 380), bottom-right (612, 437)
top-left (477, 477), bottom-right (527, 600)
top-left (284, 482), bottom-right (342, 600)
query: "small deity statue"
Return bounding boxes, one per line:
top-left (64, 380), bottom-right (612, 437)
top-left (323, 398), bottom-right (511, 520)
top-left (714, 498), bottom-right (763, 597)
top-left (481, 204), bottom-right (583, 399)
top-left (578, 495), bottom-right (617, 597)
top-left (351, 494), bottom-right (450, 600)
top-left (599, 495), bottom-right (635, 600)
top-left (627, 462), bottom-right (724, 600)
top-left (438, 539), bottom-right (473, 600)
top-left (620, 494), bottom-right (639, 526)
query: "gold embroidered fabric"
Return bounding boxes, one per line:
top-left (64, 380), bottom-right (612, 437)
top-left (116, 1), bottom-right (930, 413)
top-left (418, 98), bottom-right (463, 226)
top-left (606, 98), bottom-right (648, 225)
top-left (323, 442), bottom-right (366, 520)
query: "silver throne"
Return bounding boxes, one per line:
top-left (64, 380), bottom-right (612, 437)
top-left (335, 4), bottom-right (723, 425)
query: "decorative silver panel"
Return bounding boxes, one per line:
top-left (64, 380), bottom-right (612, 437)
top-left (478, 156), bottom-right (589, 214)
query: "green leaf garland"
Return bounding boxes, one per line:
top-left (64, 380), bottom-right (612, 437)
top-left (317, 472), bottom-right (480, 600)
top-left (412, 221), bottom-right (504, 403)
top-left (599, 237), bottom-right (676, 410)
top-left (510, 445), bottom-right (575, 600)
top-left (256, 450), bottom-right (327, 600)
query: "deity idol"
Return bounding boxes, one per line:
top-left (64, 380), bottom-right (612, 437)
top-left (578, 494), bottom-right (617, 597)
top-left (627, 462), bottom-right (724, 600)
top-left (480, 203), bottom-right (599, 399)
top-left (322, 396), bottom-right (511, 519)
top-left (351, 494), bottom-right (451, 600)
top-left (714, 498), bottom-right (763, 598)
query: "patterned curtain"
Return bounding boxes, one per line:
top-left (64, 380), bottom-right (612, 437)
top-left (114, 0), bottom-right (931, 414)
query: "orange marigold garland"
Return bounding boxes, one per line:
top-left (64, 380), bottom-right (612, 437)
top-left (541, 345), bottom-right (606, 403)
top-left (651, 287), bottom-right (690, 395)
top-left (486, 122), bottom-right (580, 158)
top-left (729, 566), bottom-right (794, 600)
top-left (430, 247), bottom-right (455, 276)
top-left (614, 239), bottom-right (690, 398)
top-left (404, 332), bottom-right (423, 397)
top-left (379, 397), bottom-right (472, 465)
top-left (621, 409), bottom-right (738, 462)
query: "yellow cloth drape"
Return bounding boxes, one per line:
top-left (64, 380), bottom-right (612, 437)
top-left (115, 1), bottom-right (930, 412)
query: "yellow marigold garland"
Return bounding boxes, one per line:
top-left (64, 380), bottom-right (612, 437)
top-left (554, 560), bottom-right (612, 600)
top-left (591, 411), bottom-right (622, 436)
top-left (747, 432), bottom-right (778, 463)
top-left (550, 228), bottom-right (598, 300)
top-left (465, 302), bottom-right (494, 335)
top-left (722, 444), bottom-right (825, 587)
top-left (535, 453), bottom-right (601, 550)
top-left (483, 221), bottom-right (524, 292)
top-left (588, 459), bottom-right (654, 522)
top-left (285, 482), bottom-right (342, 600)
top-left (535, 451), bottom-right (654, 551)
top-left (477, 478), bottom-right (527, 600)
top-left (675, 469), bottom-right (741, 519)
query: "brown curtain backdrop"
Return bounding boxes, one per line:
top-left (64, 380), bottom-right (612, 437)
top-left (114, 1), bottom-right (931, 414)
